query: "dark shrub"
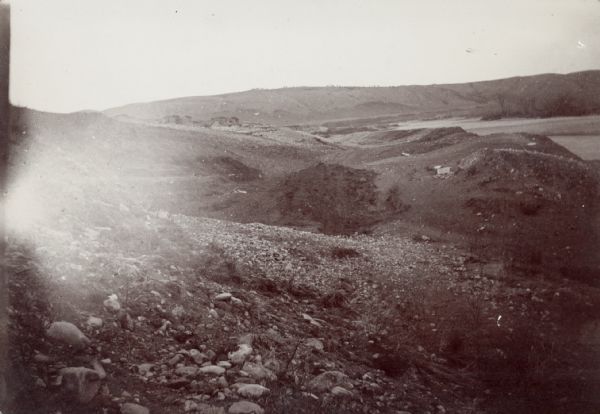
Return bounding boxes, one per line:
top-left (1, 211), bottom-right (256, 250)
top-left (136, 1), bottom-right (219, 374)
top-left (331, 247), bottom-right (360, 259)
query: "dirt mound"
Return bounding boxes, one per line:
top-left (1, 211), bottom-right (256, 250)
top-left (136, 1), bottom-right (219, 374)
top-left (403, 127), bottom-right (475, 153)
top-left (459, 146), bottom-right (597, 197)
top-left (277, 163), bottom-right (407, 235)
top-left (198, 156), bottom-right (261, 182)
top-left (359, 129), bottom-right (422, 145)
top-left (455, 146), bottom-right (600, 271)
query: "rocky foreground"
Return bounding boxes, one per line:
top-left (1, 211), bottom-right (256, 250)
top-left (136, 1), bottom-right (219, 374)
top-left (4, 210), bottom-right (600, 414)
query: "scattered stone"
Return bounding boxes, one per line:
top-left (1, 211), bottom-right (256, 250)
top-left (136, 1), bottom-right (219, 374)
top-left (215, 293), bottom-right (233, 301)
top-left (237, 333), bottom-right (254, 346)
top-left (157, 320), bottom-right (171, 335)
top-left (308, 371), bottom-right (352, 393)
top-left (34, 376), bottom-right (46, 388)
top-left (305, 338), bottom-right (324, 351)
top-left (331, 386), bottom-right (353, 397)
top-left (199, 365), bottom-right (226, 376)
top-left (190, 403), bottom-right (226, 414)
top-left (228, 400), bottom-right (264, 414)
top-left (228, 344), bottom-right (253, 365)
top-left (302, 313), bottom-right (322, 328)
top-left (46, 321), bottom-right (90, 349)
top-left (86, 316), bottom-right (103, 328)
top-left (265, 328), bottom-right (285, 344)
top-left (242, 362), bottom-right (276, 381)
top-left (33, 352), bottom-right (52, 363)
top-left (171, 304), bottom-right (185, 319)
top-left (205, 350), bottom-right (217, 361)
top-left (176, 366), bottom-right (200, 377)
top-left (59, 363), bottom-right (106, 403)
top-left (236, 384), bottom-right (270, 398)
top-left (104, 294), bottom-right (121, 312)
top-left (218, 376), bottom-right (229, 388)
top-left (208, 309), bottom-right (219, 318)
top-left (231, 297), bottom-right (243, 306)
top-left (184, 400), bottom-right (198, 412)
top-left (168, 354), bottom-right (184, 366)
top-left (217, 361), bottom-right (232, 369)
top-left (263, 358), bottom-right (281, 374)
top-left (137, 363), bottom-right (154, 376)
top-left (190, 349), bottom-right (208, 364)
top-left (121, 402), bottom-right (150, 414)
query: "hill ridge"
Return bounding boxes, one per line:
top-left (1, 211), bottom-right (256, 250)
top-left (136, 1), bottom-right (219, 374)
top-left (105, 70), bottom-right (600, 126)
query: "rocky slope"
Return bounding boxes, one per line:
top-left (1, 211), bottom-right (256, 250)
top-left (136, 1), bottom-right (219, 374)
top-left (3, 108), bottom-right (600, 413)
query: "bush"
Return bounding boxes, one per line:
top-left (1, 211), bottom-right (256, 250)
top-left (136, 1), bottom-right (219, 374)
top-left (519, 200), bottom-right (542, 216)
top-left (330, 247), bottom-right (360, 259)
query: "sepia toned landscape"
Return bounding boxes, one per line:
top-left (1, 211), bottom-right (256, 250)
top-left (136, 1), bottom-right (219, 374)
top-left (2, 2), bottom-right (600, 414)
top-left (1, 69), bottom-right (599, 414)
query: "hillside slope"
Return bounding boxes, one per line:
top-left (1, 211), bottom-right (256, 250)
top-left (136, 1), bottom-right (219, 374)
top-left (4, 108), bottom-right (600, 413)
top-left (105, 71), bottom-right (600, 125)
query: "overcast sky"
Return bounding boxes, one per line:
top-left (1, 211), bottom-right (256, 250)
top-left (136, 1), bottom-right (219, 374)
top-left (8, 0), bottom-right (600, 113)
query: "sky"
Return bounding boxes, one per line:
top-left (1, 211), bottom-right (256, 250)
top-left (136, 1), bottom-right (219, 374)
top-left (8, 0), bottom-right (600, 113)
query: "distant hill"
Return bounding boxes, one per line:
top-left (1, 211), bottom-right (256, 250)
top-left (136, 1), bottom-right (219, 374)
top-left (105, 70), bottom-right (600, 125)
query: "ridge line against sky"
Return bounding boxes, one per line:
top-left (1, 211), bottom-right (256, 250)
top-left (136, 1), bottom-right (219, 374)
top-left (8, 0), bottom-right (600, 113)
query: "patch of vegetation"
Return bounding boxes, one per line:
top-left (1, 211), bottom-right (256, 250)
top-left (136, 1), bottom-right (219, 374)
top-left (330, 247), bottom-right (360, 259)
top-left (519, 200), bottom-right (543, 216)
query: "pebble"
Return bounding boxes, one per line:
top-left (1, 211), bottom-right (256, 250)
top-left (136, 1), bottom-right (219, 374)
top-left (331, 386), bottom-right (353, 397)
top-left (307, 371), bottom-right (352, 393)
top-left (168, 354), bottom-right (184, 366)
top-left (189, 349), bottom-right (207, 364)
top-left (46, 321), bottom-right (90, 349)
top-left (176, 366), bottom-right (200, 377)
top-left (263, 358), bottom-right (281, 374)
top-left (33, 353), bottom-right (52, 363)
top-left (236, 384), bottom-right (270, 398)
top-left (228, 400), bottom-right (264, 414)
top-left (238, 333), bottom-right (254, 345)
top-left (199, 365), bottom-right (226, 375)
top-left (305, 338), bottom-right (324, 351)
top-left (59, 366), bottom-right (104, 403)
top-left (104, 294), bottom-right (121, 312)
top-left (215, 293), bottom-right (233, 301)
top-left (242, 362), bottom-right (276, 381)
top-left (171, 304), bottom-right (185, 319)
top-left (137, 363), bottom-right (154, 376)
top-left (228, 344), bottom-right (253, 365)
top-left (86, 316), bottom-right (103, 328)
top-left (121, 402), bottom-right (150, 414)
top-left (302, 313), bottom-right (322, 328)
top-left (184, 400), bottom-right (198, 412)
